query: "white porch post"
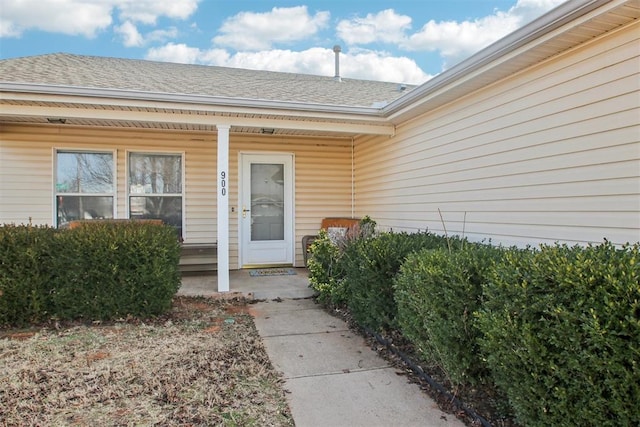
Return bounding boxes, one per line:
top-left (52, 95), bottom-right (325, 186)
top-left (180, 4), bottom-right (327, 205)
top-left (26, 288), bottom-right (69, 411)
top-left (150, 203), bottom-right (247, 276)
top-left (216, 124), bottom-right (230, 292)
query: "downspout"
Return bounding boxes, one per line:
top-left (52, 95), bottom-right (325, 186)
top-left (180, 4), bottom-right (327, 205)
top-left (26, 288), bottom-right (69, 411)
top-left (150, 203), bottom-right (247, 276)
top-left (351, 137), bottom-right (355, 218)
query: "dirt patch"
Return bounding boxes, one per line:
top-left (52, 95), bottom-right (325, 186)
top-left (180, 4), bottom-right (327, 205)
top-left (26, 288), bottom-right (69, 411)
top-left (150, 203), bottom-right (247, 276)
top-left (4, 331), bottom-right (37, 341)
top-left (0, 296), bottom-right (294, 426)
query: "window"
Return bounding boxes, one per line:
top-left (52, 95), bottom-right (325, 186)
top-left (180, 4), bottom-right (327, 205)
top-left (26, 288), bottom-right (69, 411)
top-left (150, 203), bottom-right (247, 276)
top-left (128, 152), bottom-right (183, 237)
top-left (56, 151), bottom-right (114, 227)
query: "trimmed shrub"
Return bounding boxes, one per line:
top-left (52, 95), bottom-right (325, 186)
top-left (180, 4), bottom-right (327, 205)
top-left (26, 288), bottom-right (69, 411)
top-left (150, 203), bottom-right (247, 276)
top-left (308, 229), bottom-right (348, 305)
top-left (343, 231), bottom-right (450, 330)
top-left (394, 243), bottom-right (504, 386)
top-left (0, 221), bottom-right (181, 326)
top-left (308, 216), bottom-right (376, 306)
top-left (476, 242), bottom-right (640, 426)
top-left (51, 221), bottom-right (181, 320)
top-left (0, 224), bottom-right (58, 325)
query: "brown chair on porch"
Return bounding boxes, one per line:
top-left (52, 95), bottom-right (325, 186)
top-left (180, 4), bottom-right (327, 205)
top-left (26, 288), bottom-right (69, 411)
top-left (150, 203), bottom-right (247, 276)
top-left (302, 217), bottom-right (360, 266)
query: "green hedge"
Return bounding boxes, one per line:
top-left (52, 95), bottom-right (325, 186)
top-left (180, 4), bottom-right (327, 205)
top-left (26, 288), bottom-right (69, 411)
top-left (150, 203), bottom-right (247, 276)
top-left (0, 222), bottom-right (181, 326)
top-left (308, 216), bottom-right (377, 307)
top-left (0, 225), bottom-right (59, 325)
top-left (343, 231), bottom-right (451, 331)
top-left (476, 242), bottom-right (640, 426)
top-left (308, 229), bottom-right (348, 306)
top-left (309, 225), bottom-right (640, 425)
top-left (394, 243), bottom-right (504, 387)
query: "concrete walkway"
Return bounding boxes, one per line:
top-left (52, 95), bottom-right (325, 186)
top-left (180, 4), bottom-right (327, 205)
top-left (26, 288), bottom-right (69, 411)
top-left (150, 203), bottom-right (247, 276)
top-left (252, 298), bottom-right (464, 427)
top-left (178, 270), bottom-right (464, 426)
top-left (179, 268), bottom-right (315, 299)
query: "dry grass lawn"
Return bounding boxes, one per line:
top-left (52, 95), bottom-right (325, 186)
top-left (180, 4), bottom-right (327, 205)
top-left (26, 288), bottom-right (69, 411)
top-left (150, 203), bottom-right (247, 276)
top-left (0, 296), bottom-right (294, 426)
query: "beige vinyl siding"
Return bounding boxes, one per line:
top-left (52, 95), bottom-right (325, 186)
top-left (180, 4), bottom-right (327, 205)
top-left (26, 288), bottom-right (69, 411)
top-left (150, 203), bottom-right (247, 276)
top-left (0, 125), bottom-right (217, 242)
top-left (354, 21), bottom-right (640, 246)
top-left (0, 124), bottom-right (353, 268)
top-left (0, 131), bottom-right (53, 223)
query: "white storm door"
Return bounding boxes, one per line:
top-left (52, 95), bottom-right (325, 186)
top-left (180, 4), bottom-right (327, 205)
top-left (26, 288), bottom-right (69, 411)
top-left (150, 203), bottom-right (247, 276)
top-left (240, 153), bottom-right (294, 266)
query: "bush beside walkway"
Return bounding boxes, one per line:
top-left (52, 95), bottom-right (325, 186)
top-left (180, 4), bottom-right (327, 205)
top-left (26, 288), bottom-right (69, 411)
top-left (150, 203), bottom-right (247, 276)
top-left (0, 222), bottom-right (180, 326)
top-left (308, 220), bottom-right (640, 427)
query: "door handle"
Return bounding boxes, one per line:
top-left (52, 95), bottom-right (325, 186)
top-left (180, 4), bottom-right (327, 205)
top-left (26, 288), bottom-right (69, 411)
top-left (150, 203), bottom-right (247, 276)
top-left (242, 207), bottom-right (250, 218)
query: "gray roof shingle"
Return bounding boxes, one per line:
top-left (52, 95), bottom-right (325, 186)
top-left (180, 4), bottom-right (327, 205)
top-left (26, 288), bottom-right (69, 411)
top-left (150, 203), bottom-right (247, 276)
top-left (0, 53), bottom-right (414, 108)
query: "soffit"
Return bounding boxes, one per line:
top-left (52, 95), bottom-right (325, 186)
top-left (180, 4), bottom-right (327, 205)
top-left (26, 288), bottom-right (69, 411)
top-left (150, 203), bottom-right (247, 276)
top-left (0, 98), bottom-right (394, 137)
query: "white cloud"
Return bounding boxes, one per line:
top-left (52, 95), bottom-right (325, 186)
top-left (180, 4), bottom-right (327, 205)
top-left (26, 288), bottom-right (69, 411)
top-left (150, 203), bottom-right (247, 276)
top-left (403, 11), bottom-right (521, 68)
top-left (1, 0), bottom-right (197, 38)
top-left (337, 9), bottom-right (412, 45)
top-left (0, 19), bottom-right (21, 38)
top-left (146, 42), bottom-right (207, 64)
top-left (145, 43), bottom-right (430, 85)
top-left (115, 21), bottom-right (144, 47)
top-left (337, 0), bottom-right (566, 70)
top-left (147, 27), bottom-right (179, 43)
top-left (115, 0), bottom-right (200, 25)
top-left (0, 0), bottom-right (113, 38)
top-left (343, 50), bottom-right (431, 84)
top-left (403, 0), bottom-right (566, 68)
top-left (115, 21), bottom-right (178, 47)
top-left (212, 6), bottom-right (330, 51)
top-left (513, 0), bottom-right (568, 23)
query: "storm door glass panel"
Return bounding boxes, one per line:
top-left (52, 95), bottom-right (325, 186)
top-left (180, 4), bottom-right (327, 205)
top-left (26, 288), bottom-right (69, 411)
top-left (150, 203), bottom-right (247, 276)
top-left (251, 163), bottom-right (284, 241)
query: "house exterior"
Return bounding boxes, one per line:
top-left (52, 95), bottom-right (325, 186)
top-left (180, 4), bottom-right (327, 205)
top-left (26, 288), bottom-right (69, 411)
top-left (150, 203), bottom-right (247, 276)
top-left (1, 0), bottom-right (639, 292)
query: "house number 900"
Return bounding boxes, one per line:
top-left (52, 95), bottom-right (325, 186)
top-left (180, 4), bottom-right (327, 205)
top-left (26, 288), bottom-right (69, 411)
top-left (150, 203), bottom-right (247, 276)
top-left (220, 171), bottom-right (227, 196)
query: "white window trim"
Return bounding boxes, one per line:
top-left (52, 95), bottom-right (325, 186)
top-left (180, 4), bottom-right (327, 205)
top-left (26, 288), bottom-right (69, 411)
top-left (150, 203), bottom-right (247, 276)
top-left (53, 148), bottom-right (117, 227)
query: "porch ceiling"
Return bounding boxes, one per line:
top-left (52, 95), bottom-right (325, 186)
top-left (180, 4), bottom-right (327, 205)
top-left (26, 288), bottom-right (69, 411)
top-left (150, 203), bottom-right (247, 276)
top-left (0, 97), bottom-right (395, 137)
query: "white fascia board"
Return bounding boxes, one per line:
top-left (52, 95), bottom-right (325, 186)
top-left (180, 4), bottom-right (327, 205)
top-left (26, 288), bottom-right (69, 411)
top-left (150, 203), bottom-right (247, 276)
top-left (0, 102), bottom-right (396, 136)
top-left (382, 0), bottom-right (616, 120)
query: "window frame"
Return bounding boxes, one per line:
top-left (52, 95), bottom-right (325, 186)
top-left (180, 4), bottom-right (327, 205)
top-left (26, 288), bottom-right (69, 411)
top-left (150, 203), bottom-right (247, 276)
top-left (53, 148), bottom-right (117, 227)
top-left (126, 150), bottom-right (186, 239)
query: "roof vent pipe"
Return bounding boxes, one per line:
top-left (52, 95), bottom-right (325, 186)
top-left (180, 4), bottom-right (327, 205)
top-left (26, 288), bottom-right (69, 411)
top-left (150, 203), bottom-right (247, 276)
top-left (333, 45), bottom-right (342, 82)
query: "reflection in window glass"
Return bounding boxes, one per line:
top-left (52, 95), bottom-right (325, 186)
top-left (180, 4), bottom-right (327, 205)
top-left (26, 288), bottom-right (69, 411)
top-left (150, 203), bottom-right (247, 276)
top-left (57, 196), bottom-right (113, 225)
top-left (129, 153), bottom-right (182, 194)
top-left (56, 152), bottom-right (113, 193)
top-left (130, 196), bottom-right (183, 237)
top-left (55, 151), bottom-right (114, 227)
top-left (129, 153), bottom-right (183, 238)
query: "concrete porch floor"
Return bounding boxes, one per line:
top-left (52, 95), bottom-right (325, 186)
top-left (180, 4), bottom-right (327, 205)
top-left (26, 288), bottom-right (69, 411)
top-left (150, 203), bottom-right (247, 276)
top-left (177, 268), bottom-right (316, 300)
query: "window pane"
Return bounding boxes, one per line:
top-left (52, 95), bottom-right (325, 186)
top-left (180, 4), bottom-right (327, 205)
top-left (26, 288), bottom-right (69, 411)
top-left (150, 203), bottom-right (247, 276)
top-left (130, 196), bottom-right (182, 237)
top-left (129, 153), bottom-right (182, 194)
top-left (56, 152), bottom-right (113, 193)
top-left (57, 196), bottom-right (113, 227)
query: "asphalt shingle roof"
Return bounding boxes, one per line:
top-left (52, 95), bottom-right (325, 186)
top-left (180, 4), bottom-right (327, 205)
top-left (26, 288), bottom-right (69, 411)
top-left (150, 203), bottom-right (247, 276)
top-left (0, 53), bottom-right (414, 108)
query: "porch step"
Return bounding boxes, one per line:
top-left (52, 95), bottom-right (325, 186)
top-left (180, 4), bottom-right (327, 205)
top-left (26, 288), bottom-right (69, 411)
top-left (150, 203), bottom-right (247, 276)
top-left (180, 243), bottom-right (217, 273)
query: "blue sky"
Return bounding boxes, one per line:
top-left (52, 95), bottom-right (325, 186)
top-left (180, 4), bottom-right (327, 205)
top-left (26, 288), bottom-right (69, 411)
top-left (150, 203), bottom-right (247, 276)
top-left (1, 0), bottom-right (566, 84)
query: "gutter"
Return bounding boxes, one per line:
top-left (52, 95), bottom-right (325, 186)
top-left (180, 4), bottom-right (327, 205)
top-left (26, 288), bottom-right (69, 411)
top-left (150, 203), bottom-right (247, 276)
top-left (0, 81), bottom-right (386, 118)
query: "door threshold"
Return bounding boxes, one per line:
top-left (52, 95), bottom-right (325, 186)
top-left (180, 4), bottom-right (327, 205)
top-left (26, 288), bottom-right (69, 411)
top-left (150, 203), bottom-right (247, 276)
top-left (242, 264), bottom-right (294, 269)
